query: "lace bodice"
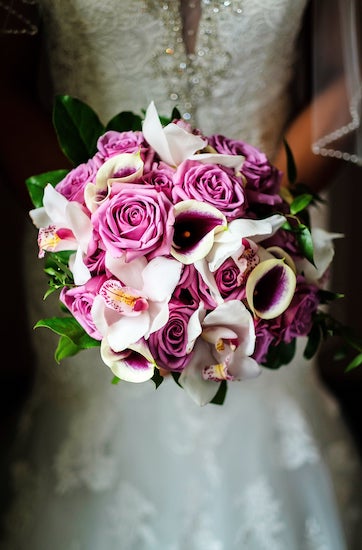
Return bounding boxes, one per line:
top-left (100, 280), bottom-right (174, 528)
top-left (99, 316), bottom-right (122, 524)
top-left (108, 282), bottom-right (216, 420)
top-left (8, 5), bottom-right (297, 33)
top-left (38, 0), bottom-right (306, 159)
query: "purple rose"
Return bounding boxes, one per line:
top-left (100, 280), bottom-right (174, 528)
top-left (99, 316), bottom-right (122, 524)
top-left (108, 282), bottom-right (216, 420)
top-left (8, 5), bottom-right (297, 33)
top-left (252, 319), bottom-right (276, 364)
top-left (55, 158), bottom-right (100, 204)
top-left (214, 238), bottom-right (259, 301)
top-left (208, 135), bottom-right (282, 210)
top-left (172, 160), bottom-right (247, 221)
top-left (281, 277), bottom-right (320, 342)
top-left (96, 130), bottom-right (145, 160)
top-left (172, 264), bottom-right (216, 310)
top-left (84, 234), bottom-right (107, 276)
top-left (92, 183), bottom-right (175, 262)
top-left (208, 134), bottom-right (247, 156)
top-left (60, 275), bottom-right (107, 340)
top-left (213, 257), bottom-right (247, 301)
top-left (148, 301), bottom-right (195, 372)
top-left (141, 161), bottom-right (175, 201)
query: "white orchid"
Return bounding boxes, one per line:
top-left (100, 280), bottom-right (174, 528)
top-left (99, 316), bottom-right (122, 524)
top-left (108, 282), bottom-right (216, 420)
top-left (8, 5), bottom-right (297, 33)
top-left (92, 255), bottom-right (182, 352)
top-left (30, 184), bottom-right (93, 285)
top-left (179, 300), bottom-right (261, 406)
top-left (142, 101), bottom-right (244, 172)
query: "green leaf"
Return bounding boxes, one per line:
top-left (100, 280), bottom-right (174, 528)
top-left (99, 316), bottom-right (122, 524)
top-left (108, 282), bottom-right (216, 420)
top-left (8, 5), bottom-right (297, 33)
top-left (106, 111), bottom-right (143, 132)
top-left (151, 369), bottom-right (164, 389)
top-left (54, 334), bottom-right (82, 362)
top-left (345, 352), bottom-right (362, 372)
top-left (171, 371), bottom-right (182, 386)
top-left (112, 376), bottom-right (121, 385)
top-left (264, 339), bottom-right (296, 369)
top-left (304, 322), bottom-right (322, 359)
top-left (53, 95), bottom-right (105, 165)
top-left (290, 193), bottom-right (314, 215)
top-left (44, 251), bottom-right (74, 287)
top-left (210, 380), bottom-right (227, 405)
top-left (283, 138), bottom-right (297, 184)
top-left (317, 289), bottom-right (344, 304)
top-left (171, 106), bottom-right (182, 120)
top-left (26, 169), bottom-right (69, 208)
top-left (295, 223), bottom-right (315, 265)
top-left (34, 316), bottom-right (100, 349)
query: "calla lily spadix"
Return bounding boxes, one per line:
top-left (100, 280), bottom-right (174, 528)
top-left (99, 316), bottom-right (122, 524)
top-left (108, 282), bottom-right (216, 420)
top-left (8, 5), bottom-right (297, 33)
top-left (246, 258), bottom-right (296, 319)
top-left (101, 337), bottom-right (156, 383)
top-left (84, 152), bottom-right (144, 213)
top-left (171, 199), bottom-right (227, 264)
top-left (30, 184), bottom-right (93, 285)
top-left (179, 300), bottom-right (261, 406)
top-left (142, 101), bottom-right (207, 167)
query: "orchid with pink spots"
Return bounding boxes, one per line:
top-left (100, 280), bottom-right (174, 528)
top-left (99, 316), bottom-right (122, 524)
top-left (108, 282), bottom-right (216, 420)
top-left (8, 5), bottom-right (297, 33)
top-left (26, 96), bottom-right (360, 406)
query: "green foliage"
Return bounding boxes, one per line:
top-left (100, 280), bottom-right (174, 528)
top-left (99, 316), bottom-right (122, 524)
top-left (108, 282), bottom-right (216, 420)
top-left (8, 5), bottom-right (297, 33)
top-left (210, 380), bottom-right (227, 405)
top-left (283, 138), bottom-right (297, 184)
top-left (26, 169), bottom-right (69, 208)
top-left (34, 316), bottom-right (100, 362)
top-left (151, 369), bottom-right (164, 389)
top-left (106, 111), bottom-right (143, 132)
top-left (43, 251), bottom-right (74, 292)
top-left (53, 95), bottom-right (105, 165)
top-left (264, 339), bottom-right (296, 369)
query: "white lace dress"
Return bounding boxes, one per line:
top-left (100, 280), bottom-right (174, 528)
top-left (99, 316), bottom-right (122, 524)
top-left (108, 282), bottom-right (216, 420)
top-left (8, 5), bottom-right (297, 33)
top-left (3, 1), bottom-right (362, 549)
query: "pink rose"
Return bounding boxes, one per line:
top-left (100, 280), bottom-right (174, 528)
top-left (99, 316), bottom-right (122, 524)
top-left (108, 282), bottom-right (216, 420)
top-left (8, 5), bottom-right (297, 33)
top-left (141, 161), bottom-right (175, 201)
top-left (96, 130), bottom-right (145, 160)
top-left (172, 159), bottom-right (247, 221)
top-left (213, 257), bottom-right (247, 301)
top-left (60, 275), bottom-right (108, 340)
top-left (92, 183), bottom-right (175, 262)
top-left (55, 158), bottom-right (100, 204)
top-left (172, 264), bottom-right (216, 311)
top-left (84, 235), bottom-right (107, 276)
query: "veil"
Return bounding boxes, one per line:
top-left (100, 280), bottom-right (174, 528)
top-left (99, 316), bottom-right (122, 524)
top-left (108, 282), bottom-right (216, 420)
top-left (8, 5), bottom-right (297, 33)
top-left (311, 0), bottom-right (362, 165)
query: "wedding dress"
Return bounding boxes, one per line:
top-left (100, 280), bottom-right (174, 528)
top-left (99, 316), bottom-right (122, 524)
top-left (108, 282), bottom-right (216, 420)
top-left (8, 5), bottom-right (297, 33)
top-left (2, 1), bottom-right (362, 549)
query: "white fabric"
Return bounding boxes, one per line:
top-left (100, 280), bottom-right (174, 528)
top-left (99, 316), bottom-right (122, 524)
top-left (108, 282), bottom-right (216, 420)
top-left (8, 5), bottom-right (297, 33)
top-left (3, 1), bottom-right (362, 549)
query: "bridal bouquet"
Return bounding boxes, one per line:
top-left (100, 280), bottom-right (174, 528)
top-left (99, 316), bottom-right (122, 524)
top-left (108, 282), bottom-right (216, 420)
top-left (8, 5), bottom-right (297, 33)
top-left (26, 96), bottom-right (361, 405)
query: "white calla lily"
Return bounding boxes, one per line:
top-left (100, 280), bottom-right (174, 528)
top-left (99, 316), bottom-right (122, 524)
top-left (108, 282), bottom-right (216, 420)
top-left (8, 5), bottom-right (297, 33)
top-left (101, 337), bottom-right (156, 383)
top-left (84, 152), bottom-right (144, 212)
top-left (246, 258), bottom-right (296, 319)
top-left (264, 246), bottom-right (296, 273)
top-left (171, 199), bottom-right (227, 264)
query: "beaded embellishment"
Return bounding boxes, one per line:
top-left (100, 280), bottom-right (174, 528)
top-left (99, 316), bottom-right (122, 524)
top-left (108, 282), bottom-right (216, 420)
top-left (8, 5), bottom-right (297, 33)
top-left (145, 0), bottom-right (243, 123)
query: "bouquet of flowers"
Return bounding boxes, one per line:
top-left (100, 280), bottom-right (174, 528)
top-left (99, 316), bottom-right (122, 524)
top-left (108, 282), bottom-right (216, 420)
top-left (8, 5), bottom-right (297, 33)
top-left (26, 96), bottom-right (362, 405)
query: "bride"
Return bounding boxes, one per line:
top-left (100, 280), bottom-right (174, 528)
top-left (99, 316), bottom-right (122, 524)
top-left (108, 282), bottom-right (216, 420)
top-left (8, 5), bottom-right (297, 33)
top-left (1, 1), bottom-right (362, 548)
